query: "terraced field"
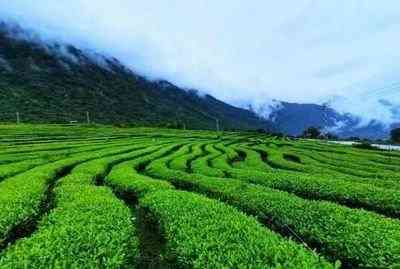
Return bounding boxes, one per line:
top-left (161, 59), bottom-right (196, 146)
top-left (0, 124), bottom-right (399, 268)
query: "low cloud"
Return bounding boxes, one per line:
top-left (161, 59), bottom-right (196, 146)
top-left (1, 1), bottom-right (400, 126)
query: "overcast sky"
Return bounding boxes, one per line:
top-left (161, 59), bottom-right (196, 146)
top-left (1, 1), bottom-right (400, 124)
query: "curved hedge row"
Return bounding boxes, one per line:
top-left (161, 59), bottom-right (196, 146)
top-left (0, 143), bottom-right (169, 267)
top-left (106, 153), bottom-right (334, 268)
top-left (146, 154), bottom-right (400, 268)
top-left (0, 144), bottom-right (144, 246)
top-left (208, 146), bottom-right (400, 217)
top-left (141, 190), bottom-right (334, 268)
top-left (1, 125), bottom-right (399, 268)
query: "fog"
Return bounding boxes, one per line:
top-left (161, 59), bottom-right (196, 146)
top-left (1, 1), bottom-right (399, 125)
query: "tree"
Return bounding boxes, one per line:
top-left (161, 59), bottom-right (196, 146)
top-left (352, 141), bottom-right (377, 150)
top-left (323, 132), bottom-right (339, 140)
top-left (391, 128), bottom-right (400, 144)
top-left (348, 136), bottom-right (361, 142)
top-left (302, 127), bottom-right (321, 139)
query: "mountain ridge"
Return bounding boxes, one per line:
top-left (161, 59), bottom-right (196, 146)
top-left (248, 100), bottom-right (398, 139)
top-left (0, 22), bottom-right (273, 131)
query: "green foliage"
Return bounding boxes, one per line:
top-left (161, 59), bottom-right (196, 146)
top-left (0, 154), bottom-right (145, 268)
top-left (0, 144), bottom-right (140, 245)
top-left (146, 147), bottom-right (400, 267)
top-left (1, 124), bottom-right (400, 268)
top-left (352, 141), bottom-right (378, 150)
top-left (0, 28), bottom-right (272, 131)
top-left (302, 126), bottom-right (322, 139)
top-left (105, 146), bottom-right (177, 198)
top-left (140, 190), bottom-right (333, 268)
top-left (391, 128), bottom-right (400, 144)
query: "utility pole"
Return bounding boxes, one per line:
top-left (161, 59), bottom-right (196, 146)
top-left (189, 106), bottom-right (220, 132)
top-left (16, 112), bottom-right (20, 124)
top-left (322, 104), bottom-right (329, 138)
top-left (86, 111), bottom-right (90, 124)
top-left (215, 118), bottom-right (220, 132)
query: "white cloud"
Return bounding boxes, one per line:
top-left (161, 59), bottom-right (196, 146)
top-left (1, 1), bottom-right (400, 125)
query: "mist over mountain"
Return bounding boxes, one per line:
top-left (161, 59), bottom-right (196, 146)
top-left (244, 100), bottom-right (398, 139)
top-left (1, 1), bottom-right (399, 139)
top-left (0, 22), bottom-right (272, 131)
top-left (1, 1), bottom-right (400, 131)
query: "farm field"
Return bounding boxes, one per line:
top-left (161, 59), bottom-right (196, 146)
top-left (0, 124), bottom-right (399, 268)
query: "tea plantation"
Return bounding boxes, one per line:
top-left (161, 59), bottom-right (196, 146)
top-left (0, 124), bottom-right (399, 268)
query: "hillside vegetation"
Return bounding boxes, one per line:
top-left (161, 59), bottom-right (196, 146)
top-left (0, 124), bottom-right (399, 268)
top-left (0, 23), bottom-right (272, 131)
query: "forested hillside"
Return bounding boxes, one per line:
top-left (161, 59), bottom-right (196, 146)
top-left (0, 23), bottom-right (272, 131)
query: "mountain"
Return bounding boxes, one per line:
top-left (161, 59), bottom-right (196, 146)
top-left (0, 23), bottom-right (273, 131)
top-left (266, 102), bottom-right (351, 135)
top-left (249, 100), bottom-right (398, 139)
